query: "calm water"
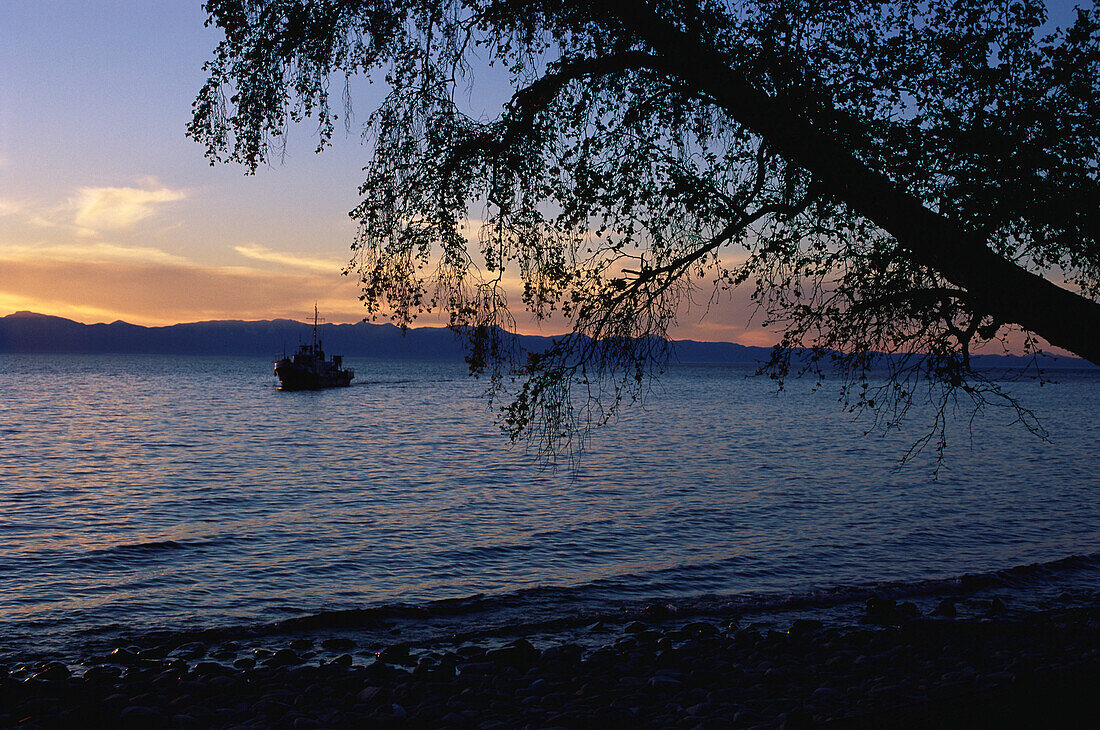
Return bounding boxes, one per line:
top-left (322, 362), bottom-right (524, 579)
top-left (0, 355), bottom-right (1098, 660)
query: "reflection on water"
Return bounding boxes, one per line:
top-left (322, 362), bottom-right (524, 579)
top-left (0, 354), bottom-right (1097, 657)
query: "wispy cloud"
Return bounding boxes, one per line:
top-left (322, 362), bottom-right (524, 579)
top-left (0, 199), bottom-right (20, 217)
top-left (0, 235), bottom-right (781, 343)
top-left (0, 256), bottom-right (362, 326)
top-left (0, 292), bottom-right (129, 324)
top-left (234, 243), bottom-right (345, 274)
top-left (0, 241), bottom-right (188, 266)
top-left (71, 184), bottom-right (185, 231)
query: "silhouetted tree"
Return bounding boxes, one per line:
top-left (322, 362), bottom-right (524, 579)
top-left (190, 0), bottom-right (1099, 458)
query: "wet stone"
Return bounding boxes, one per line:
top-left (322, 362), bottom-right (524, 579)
top-left (265, 649), bottom-right (301, 668)
top-left (540, 644), bottom-right (582, 664)
top-left (456, 645), bottom-right (487, 659)
top-left (362, 660), bottom-right (398, 683)
top-left (643, 603), bottom-right (677, 620)
top-left (193, 661), bottom-right (226, 676)
top-left (486, 641), bottom-right (537, 668)
top-left (83, 665), bottom-right (122, 684)
top-left (108, 648), bottom-right (142, 666)
top-left (458, 661), bottom-right (496, 676)
top-left (293, 718), bottom-right (322, 729)
top-left (32, 662), bottom-right (70, 681)
top-left (863, 598), bottom-right (919, 625)
top-left (6, 601), bottom-right (1100, 730)
top-left (649, 675), bottom-right (683, 690)
top-left (357, 685), bottom-right (386, 704)
top-left (206, 674), bottom-right (238, 691)
top-left (934, 598), bottom-right (958, 617)
top-left (377, 644), bottom-right (413, 665)
top-left (172, 642), bottom-right (207, 660)
top-left (811, 686), bottom-right (841, 702)
top-left (735, 628), bottom-right (761, 644)
top-left (118, 705), bottom-right (164, 729)
top-left (321, 638), bottom-right (356, 651)
top-left (173, 715), bottom-right (202, 730)
top-left (682, 621), bottom-right (720, 637)
top-left (788, 619), bottom-right (824, 638)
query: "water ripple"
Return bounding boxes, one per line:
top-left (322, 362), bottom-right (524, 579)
top-left (0, 354), bottom-right (1097, 658)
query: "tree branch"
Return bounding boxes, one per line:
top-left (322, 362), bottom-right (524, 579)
top-left (445, 50), bottom-right (662, 164)
top-left (593, 1), bottom-right (1100, 366)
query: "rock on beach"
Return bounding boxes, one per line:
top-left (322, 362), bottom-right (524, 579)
top-left (1, 601), bottom-right (1098, 729)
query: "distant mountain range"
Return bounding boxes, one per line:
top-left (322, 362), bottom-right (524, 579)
top-left (0, 311), bottom-right (764, 364)
top-left (0, 311), bottom-right (1093, 369)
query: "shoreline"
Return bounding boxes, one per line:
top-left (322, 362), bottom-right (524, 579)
top-left (7, 549), bottom-right (1099, 670)
top-left (4, 597), bottom-right (1098, 729)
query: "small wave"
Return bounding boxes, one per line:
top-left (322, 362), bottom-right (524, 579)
top-left (41, 551), bottom-right (1100, 662)
top-left (976, 553), bottom-right (1100, 586)
top-left (638, 551), bottom-right (1100, 617)
top-left (64, 539), bottom-right (215, 568)
top-left (848, 552), bottom-right (1100, 603)
top-left (88, 540), bottom-right (190, 555)
top-left (251, 551), bottom-right (1100, 633)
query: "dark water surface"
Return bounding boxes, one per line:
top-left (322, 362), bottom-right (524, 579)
top-left (1, 355), bottom-right (1097, 660)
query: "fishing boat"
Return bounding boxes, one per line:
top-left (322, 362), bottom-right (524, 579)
top-left (274, 305), bottom-right (354, 390)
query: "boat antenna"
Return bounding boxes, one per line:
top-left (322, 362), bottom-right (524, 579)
top-left (312, 302), bottom-right (325, 352)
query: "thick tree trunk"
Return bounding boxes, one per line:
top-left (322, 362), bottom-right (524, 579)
top-left (606, 3), bottom-right (1100, 366)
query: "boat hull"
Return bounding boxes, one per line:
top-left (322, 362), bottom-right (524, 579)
top-left (274, 362), bottom-right (354, 390)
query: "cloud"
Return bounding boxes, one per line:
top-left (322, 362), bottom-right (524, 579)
top-left (0, 241), bottom-right (188, 266)
top-left (0, 199), bottom-right (20, 217)
top-left (0, 255), bottom-right (363, 326)
top-left (234, 243), bottom-right (346, 274)
top-left (71, 185), bottom-right (185, 231)
top-left (0, 241), bottom-right (780, 344)
top-left (0, 292), bottom-right (129, 325)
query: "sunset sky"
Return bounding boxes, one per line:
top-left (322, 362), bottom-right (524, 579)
top-left (0, 1), bottom-right (1082, 349)
top-left (1, 2), bottom-right (380, 326)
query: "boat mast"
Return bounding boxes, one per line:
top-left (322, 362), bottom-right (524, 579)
top-left (311, 303), bottom-right (326, 353)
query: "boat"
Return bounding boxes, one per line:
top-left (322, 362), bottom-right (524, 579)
top-left (274, 305), bottom-right (354, 390)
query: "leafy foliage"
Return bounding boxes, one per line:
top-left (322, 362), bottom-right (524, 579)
top-left (191, 0), bottom-right (1100, 461)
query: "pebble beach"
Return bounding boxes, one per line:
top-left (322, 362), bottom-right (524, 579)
top-left (3, 595), bottom-right (1098, 729)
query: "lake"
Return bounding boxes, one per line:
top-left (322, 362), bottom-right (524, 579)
top-left (1, 354), bottom-right (1097, 661)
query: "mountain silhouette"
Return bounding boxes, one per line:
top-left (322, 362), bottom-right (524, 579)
top-left (1, 311), bottom-right (1092, 369)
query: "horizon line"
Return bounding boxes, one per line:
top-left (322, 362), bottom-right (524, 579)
top-left (1, 310), bottom-right (777, 349)
top-left (5, 310), bottom-right (1093, 364)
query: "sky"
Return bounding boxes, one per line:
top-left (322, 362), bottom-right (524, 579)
top-left (0, 1), bottom-right (1086, 349)
top-left (0, 2), bottom-right (381, 327)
